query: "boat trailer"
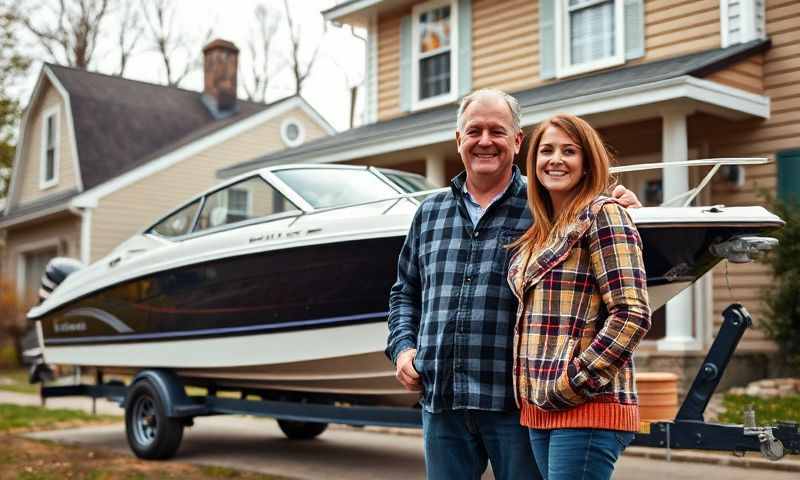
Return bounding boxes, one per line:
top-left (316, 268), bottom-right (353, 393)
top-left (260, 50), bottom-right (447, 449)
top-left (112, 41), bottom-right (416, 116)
top-left (36, 303), bottom-right (799, 460)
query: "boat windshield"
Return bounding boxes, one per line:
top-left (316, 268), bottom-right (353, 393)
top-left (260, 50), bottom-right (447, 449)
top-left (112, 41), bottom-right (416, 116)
top-left (273, 168), bottom-right (404, 209)
top-left (379, 170), bottom-right (437, 193)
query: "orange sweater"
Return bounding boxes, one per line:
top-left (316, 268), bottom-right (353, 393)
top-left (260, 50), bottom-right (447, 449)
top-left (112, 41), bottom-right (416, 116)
top-left (520, 400), bottom-right (640, 432)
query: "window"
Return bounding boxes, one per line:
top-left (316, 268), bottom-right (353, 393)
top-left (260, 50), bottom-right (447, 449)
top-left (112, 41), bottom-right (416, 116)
top-left (412, 0), bottom-right (458, 109)
top-left (40, 107), bottom-right (59, 189)
top-left (151, 200), bottom-right (201, 238)
top-left (556, 0), bottom-right (624, 77)
top-left (280, 118), bottom-right (305, 147)
top-left (194, 177), bottom-right (298, 232)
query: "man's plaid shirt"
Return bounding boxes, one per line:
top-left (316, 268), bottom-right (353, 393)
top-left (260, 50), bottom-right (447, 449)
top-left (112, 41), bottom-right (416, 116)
top-left (387, 167), bottom-right (531, 412)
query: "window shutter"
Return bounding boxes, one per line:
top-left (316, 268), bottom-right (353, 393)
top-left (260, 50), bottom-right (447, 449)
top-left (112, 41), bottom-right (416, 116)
top-left (624, 0), bottom-right (645, 60)
top-left (458, 0), bottom-right (472, 98)
top-left (399, 15), bottom-right (413, 112)
top-left (539, 0), bottom-right (556, 80)
top-left (778, 150), bottom-right (800, 204)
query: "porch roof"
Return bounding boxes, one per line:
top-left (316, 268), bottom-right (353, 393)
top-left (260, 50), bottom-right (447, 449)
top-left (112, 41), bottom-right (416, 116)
top-left (219, 39), bottom-right (770, 179)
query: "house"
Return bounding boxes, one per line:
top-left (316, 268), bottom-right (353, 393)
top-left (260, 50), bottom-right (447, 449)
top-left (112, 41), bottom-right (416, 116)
top-left (0, 39), bottom-right (334, 310)
top-left (219, 0), bottom-right (800, 387)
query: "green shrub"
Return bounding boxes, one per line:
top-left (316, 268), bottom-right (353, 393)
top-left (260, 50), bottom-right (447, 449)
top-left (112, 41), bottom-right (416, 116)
top-left (761, 196), bottom-right (800, 370)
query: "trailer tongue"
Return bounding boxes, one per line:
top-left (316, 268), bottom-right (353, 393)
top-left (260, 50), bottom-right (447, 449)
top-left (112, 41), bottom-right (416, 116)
top-left (631, 304), bottom-right (799, 460)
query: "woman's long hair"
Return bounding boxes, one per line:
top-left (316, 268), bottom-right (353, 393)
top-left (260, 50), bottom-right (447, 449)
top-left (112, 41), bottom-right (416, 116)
top-left (512, 114), bottom-right (615, 255)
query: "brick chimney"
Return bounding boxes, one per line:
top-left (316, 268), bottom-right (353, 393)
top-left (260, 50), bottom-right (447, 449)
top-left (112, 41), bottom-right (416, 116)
top-left (202, 39), bottom-right (239, 118)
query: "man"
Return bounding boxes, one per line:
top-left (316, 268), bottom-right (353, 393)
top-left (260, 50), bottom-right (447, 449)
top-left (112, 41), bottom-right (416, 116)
top-left (387, 89), bottom-right (640, 479)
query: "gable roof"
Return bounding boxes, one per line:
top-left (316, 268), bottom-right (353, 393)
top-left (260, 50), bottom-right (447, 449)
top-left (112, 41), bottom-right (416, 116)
top-left (2, 64), bottom-right (333, 223)
top-left (219, 39), bottom-right (771, 179)
top-left (47, 64), bottom-right (275, 191)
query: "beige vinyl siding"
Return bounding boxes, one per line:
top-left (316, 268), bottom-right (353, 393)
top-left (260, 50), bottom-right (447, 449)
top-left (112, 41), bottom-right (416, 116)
top-left (15, 83), bottom-right (79, 206)
top-left (472, 0), bottom-right (539, 93)
top-left (1, 214), bottom-right (80, 306)
top-left (90, 108), bottom-right (327, 260)
top-left (705, 55), bottom-right (765, 94)
top-left (377, 14), bottom-right (403, 121)
top-left (641, 0), bottom-right (720, 62)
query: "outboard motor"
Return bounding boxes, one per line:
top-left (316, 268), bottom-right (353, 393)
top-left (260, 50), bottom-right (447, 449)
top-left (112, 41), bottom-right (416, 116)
top-left (39, 257), bottom-right (85, 303)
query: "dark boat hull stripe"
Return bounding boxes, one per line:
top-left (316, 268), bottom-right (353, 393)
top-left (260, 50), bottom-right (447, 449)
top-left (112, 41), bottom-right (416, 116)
top-left (45, 311), bottom-right (388, 346)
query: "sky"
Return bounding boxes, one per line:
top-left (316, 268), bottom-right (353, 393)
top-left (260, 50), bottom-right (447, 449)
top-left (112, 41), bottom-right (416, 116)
top-left (14, 0), bottom-right (367, 132)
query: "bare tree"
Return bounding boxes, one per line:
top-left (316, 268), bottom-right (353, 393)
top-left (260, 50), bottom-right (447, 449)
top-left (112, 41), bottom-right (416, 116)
top-left (282, 0), bottom-right (325, 96)
top-left (243, 4), bottom-right (280, 103)
top-left (11, 0), bottom-right (111, 69)
top-left (141, 0), bottom-right (201, 87)
top-left (115, 1), bottom-right (142, 76)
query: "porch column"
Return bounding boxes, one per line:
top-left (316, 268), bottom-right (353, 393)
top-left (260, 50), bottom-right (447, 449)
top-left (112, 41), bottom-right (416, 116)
top-left (657, 108), bottom-right (699, 352)
top-left (425, 154), bottom-right (447, 187)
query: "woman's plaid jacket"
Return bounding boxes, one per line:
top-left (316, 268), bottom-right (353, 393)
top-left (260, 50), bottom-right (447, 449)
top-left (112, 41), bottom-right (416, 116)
top-left (508, 197), bottom-right (651, 428)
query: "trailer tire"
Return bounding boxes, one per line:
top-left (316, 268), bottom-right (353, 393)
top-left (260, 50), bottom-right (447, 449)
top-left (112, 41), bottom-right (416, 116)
top-left (277, 419), bottom-right (328, 440)
top-left (125, 379), bottom-right (184, 459)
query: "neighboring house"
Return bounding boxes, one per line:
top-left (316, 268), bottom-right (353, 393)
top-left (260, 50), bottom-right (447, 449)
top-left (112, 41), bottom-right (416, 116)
top-left (0, 39), bottom-right (333, 311)
top-left (220, 0), bottom-right (800, 386)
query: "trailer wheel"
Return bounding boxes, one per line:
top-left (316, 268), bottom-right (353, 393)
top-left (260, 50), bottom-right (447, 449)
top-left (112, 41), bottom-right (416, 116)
top-left (125, 379), bottom-right (184, 459)
top-left (277, 419), bottom-right (328, 440)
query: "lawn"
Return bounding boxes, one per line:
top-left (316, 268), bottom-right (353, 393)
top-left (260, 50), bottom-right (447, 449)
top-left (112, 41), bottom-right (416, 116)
top-left (718, 393), bottom-right (800, 426)
top-left (0, 368), bottom-right (39, 394)
top-left (0, 403), bottom-right (292, 479)
top-left (0, 404), bottom-right (120, 432)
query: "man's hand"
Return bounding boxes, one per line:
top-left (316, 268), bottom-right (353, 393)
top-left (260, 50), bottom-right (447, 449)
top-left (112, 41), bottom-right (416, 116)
top-left (612, 184), bottom-right (642, 208)
top-left (395, 348), bottom-right (422, 392)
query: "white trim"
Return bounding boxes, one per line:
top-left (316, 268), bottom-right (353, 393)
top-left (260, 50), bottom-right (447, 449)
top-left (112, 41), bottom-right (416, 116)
top-left (323, 0), bottom-right (384, 24)
top-left (739, 0), bottom-right (756, 43)
top-left (365, 14), bottom-right (379, 124)
top-left (720, 0), bottom-right (730, 48)
top-left (70, 97), bottom-right (327, 209)
top-left (556, 0), bottom-right (625, 78)
top-left (38, 105), bottom-right (60, 190)
top-left (280, 117), bottom-right (306, 147)
top-left (80, 208), bottom-right (92, 264)
top-left (259, 76), bottom-right (768, 168)
top-left (297, 99), bottom-right (336, 135)
top-left (410, 0), bottom-right (459, 111)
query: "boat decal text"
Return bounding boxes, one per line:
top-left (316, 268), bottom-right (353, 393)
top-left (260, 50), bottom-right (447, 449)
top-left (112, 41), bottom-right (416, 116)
top-left (63, 307), bottom-right (135, 333)
top-left (249, 227), bottom-right (322, 244)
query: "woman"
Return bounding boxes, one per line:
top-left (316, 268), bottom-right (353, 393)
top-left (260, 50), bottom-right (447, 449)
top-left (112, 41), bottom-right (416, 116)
top-left (507, 114), bottom-right (651, 480)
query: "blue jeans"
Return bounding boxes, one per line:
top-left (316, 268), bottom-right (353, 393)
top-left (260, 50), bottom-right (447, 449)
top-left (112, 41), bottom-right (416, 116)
top-left (528, 428), bottom-right (635, 480)
top-left (422, 409), bottom-right (542, 480)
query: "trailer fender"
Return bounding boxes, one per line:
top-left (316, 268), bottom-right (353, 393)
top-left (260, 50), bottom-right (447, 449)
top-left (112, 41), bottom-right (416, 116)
top-left (129, 369), bottom-right (201, 418)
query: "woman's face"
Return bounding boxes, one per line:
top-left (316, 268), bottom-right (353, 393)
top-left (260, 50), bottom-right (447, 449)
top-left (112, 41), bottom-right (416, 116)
top-left (535, 125), bottom-right (585, 209)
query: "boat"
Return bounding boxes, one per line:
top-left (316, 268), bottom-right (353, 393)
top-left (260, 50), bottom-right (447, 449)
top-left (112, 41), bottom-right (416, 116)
top-left (27, 159), bottom-right (783, 408)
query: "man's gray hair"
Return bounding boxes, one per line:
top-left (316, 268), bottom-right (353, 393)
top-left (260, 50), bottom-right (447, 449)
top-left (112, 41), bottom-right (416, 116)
top-left (456, 89), bottom-right (521, 133)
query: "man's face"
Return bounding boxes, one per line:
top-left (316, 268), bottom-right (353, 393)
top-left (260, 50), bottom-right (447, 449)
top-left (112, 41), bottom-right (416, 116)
top-left (456, 96), bottom-right (522, 184)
